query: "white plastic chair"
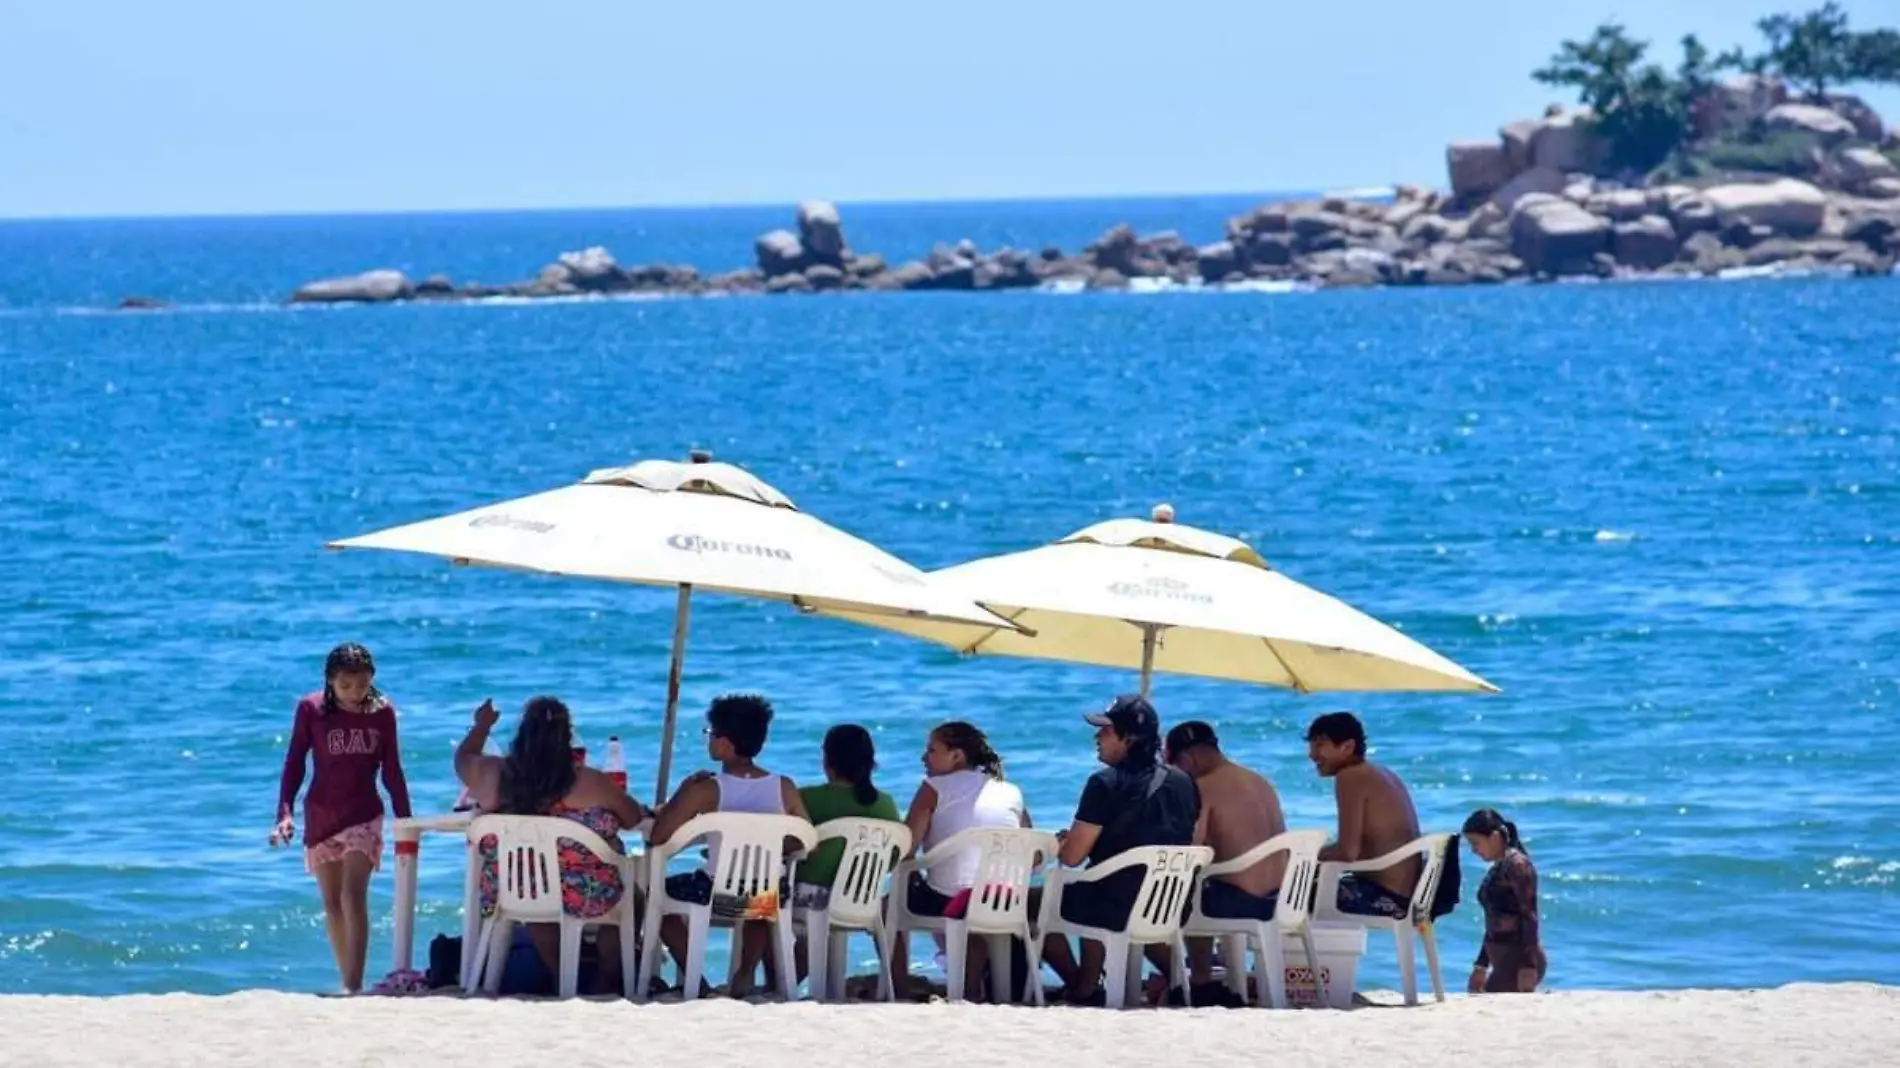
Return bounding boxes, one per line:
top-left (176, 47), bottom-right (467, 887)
top-left (635, 812), bottom-right (818, 1002)
top-left (889, 827), bottom-right (1059, 1005)
top-left (465, 814), bottom-right (640, 1000)
top-left (1315, 833), bottom-right (1454, 1005)
top-left (1037, 844), bottom-right (1214, 1010)
top-left (788, 817), bottom-right (912, 1002)
top-left (1180, 829), bottom-right (1327, 1008)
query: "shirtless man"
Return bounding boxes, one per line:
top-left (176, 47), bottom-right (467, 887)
top-left (1166, 721), bottom-right (1287, 999)
top-left (1307, 712), bottom-right (1422, 921)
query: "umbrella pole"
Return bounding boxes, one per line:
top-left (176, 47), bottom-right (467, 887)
top-left (1139, 623), bottom-right (1157, 698)
top-left (654, 583), bottom-right (694, 802)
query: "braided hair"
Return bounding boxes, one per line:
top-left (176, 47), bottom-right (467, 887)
top-left (320, 642), bottom-right (387, 717)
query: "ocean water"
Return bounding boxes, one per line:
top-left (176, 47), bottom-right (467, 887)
top-left (1, 198), bottom-right (1897, 997)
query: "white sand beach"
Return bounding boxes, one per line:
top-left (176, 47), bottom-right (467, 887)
top-left (1, 984), bottom-right (1894, 1068)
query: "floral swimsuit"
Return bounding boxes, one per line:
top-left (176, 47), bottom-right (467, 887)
top-left (478, 803), bottom-right (627, 919)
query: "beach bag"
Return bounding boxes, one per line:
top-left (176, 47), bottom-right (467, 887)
top-left (426, 934), bottom-right (460, 989)
top-left (1429, 836), bottom-right (1461, 920)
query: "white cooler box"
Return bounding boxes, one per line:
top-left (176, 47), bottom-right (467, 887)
top-left (1215, 922), bottom-right (1368, 1009)
top-left (1281, 922), bottom-right (1368, 1009)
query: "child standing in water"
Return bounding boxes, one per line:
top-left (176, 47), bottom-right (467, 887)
top-left (1463, 808), bottom-right (1546, 994)
top-left (273, 643), bottom-right (412, 994)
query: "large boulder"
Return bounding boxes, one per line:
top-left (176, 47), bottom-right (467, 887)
top-left (802, 264), bottom-right (847, 291)
top-left (973, 250), bottom-right (1040, 290)
top-left (1500, 118), bottom-right (1541, 172)
top-left (1845, 211), bottom-right (1900, 252)
top-left (1869, 177), bottom-right (1900, 200)
top-left (754, 230), bottom-right (807, 277)
top-left (1702, 178), bottom-right (1829, 236)
top-left (1765, 103), bottom-right (1858, 143)
top-left (1530, 111), bottom-right (1602, 173)
top-left (291, 269), bottom-right (413, 304)
top-left (1836, 146), bottom-right (1899, 192)
top-left (881, 261), bottom-right (936, 291)
top-left (1447, 140), bottom-right (1515, 198)
top-left (1664, 191), bottom-right (1721, 235)
top-left (1196, 241), bottom-right (1241, 282)
top-left (796, 201), bottom-right (847, 267)
top-left (1490, 166), bottom-right (1567, 213)
top-left (1612, 215), bottom-right (1680, 270)
top-left (1702, 74), bottom-right (1789, 138)
top-left (1400, 213), bottom-right (1456, 245)
top-left (553, 246), bottom-right (626, 291)
top-left (1825, 93), bottom-right (1885, 142)
top-left (1587, 189), bottom-right (1651, 222)
top-left (1509, 194), bottom-right (1610, 275)
top-left (1243, 232), bottom-right (1295, 267)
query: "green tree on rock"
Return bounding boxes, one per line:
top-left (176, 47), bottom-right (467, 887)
top-left (1746, 3), bottom-right (1900, 99)
top-left (1534, 25), bottom-right (1728, 174)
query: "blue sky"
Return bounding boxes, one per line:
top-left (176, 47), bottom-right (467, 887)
top-left (3, 1), bottom-right (1898, 217)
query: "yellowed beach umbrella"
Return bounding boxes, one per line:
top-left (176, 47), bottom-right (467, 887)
top-left (831, 505), bottom-right (1496, 697)
top-left (327, 453), bottom-right (1025, 797)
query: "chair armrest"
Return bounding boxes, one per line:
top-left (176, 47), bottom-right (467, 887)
top-left (1201, 829), bottom-right (1326, 880)
top-left (1321, 837), bottom-right (1434, 877)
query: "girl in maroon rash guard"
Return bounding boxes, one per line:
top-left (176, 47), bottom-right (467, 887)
top-left (273, 643), bottom-right (412, 993)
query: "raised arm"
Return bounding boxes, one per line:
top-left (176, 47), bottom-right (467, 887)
top-left (454, 699), bottom-right (500, 788)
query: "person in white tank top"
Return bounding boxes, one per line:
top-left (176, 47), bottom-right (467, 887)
top-left (646, 694), bottom-right (808, 996)
top-left (893, 721), bottom-right (1033, 1000)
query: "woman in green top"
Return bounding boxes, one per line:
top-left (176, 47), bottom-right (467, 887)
top-left (787, 724), bottom-right (901, 990)
top-left (796, 724), bottom-right (901, 903)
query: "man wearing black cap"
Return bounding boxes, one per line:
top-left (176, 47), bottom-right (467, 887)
top-left (1165, 720), bottom-right (1288, 1000)
top-left (1040, 694), bottom-right (1201, 1005)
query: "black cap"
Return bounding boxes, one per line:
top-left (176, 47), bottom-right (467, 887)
top-left (1084, 694), bottom-right (1160, 741)
top-left (1165, 720), bottom-right (1219, 758)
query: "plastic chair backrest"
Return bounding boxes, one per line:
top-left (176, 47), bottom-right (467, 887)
top-left (1122, 845), bottom-right (1213, 942)
top-left (1267, 830), bottom-right (1329, 929)
top-left (935, 828), bottom-right (1057, 932)
top-left (469, 814), bottom-right (620, 921)
top-left (813, 817), bottom-right (912, 928)
top-left (1407, 834), bottom-right (1453, 925)
top-left (665, 811), bottom-right (818, 915)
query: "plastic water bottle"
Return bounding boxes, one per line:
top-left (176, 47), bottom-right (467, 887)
top-left (604, 736), bottom-right (627, 792)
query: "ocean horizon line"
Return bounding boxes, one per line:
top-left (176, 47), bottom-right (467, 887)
top-left (0, 185), bottom-right (1386, 227)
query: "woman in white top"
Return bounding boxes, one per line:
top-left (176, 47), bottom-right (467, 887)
top-left (895, 721), bottom-right (1032, 1000)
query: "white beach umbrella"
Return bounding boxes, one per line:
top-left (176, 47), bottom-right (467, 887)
top-left (830, 505), bottom-right (1496, 697)
top-left (327, 453), bottom-right (1024, 797)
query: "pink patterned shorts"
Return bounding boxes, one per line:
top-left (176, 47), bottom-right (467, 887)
top-left (305, 820), bottom-right (384, 873)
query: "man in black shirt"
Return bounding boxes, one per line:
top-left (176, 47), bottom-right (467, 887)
top-left (1041, 694), bottom-right (1201, 1005)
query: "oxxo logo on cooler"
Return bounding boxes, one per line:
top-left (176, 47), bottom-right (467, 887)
top-left (1106, 575), bottom-right (1213, 605)
top-left (666, 533), bottom-right (793, 561)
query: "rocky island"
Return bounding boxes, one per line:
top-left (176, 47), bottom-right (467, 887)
top-left (285, 5), bottom-right (1900, 304)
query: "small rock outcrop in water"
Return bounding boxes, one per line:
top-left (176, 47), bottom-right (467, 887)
top-left (264, 80), bottom-right (1899, 307)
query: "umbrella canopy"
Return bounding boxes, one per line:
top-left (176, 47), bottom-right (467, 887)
top-left (830, 505), bottom-right (1496, 696)
top-left (327, 454), bottom-right (1024, 796)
